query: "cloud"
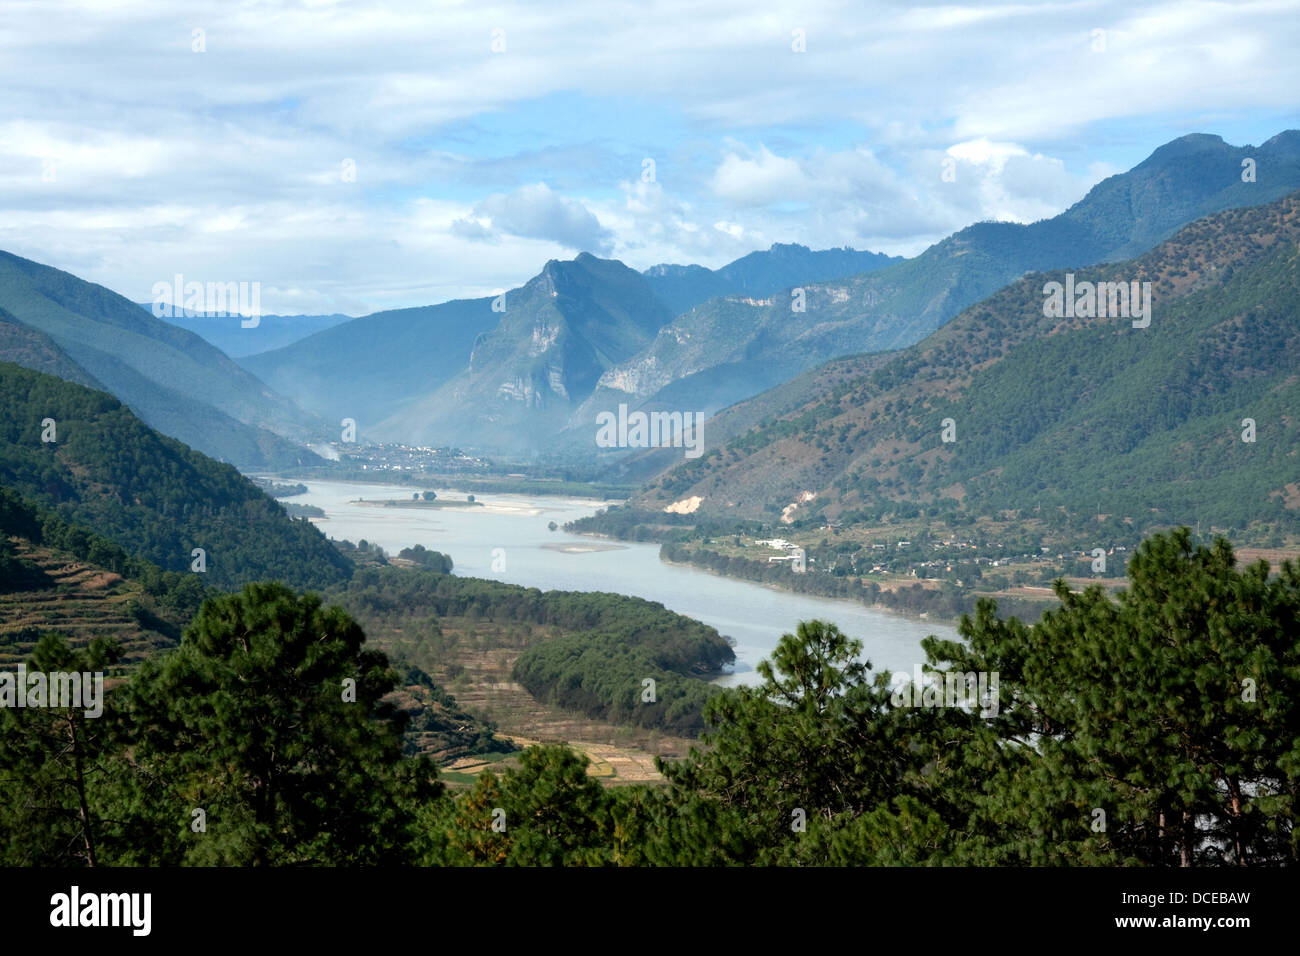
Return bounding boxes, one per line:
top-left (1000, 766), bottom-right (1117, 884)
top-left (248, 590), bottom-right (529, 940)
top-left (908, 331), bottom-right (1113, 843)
top-left (459, 183), bottom-right (613, 253)
top-left (711, 146), bottom-right (810, 204)
top-left (0, 0), bottom-right (1294, 310)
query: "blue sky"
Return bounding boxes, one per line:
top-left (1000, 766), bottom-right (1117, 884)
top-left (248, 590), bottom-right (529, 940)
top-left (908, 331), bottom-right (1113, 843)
top-left (1, 0), bottom-right (1297, 315)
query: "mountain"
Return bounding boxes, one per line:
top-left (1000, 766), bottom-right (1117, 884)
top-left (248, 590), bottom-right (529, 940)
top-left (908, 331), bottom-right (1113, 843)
top-left (0, 251), bottom-right (327, 469)
top-left (368, 254), bottom-right (676, 451)
top-left (145, 307), bottom-right (353, 358)
top-left (578, 131), bottom-right (1300, 446)
top-left (239, 296), bottom-right (502, 434)
top-left (643, 243), bottom-right (901, 315)
top-left (630, 191), bottom-right (1300, 542)
top-left (0, 362), bottom-right (353, 591)
top-left (241, 244), bottom-right (902, 454)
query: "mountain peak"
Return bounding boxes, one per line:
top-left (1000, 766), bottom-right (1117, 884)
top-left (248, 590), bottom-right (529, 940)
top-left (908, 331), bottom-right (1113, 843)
top-left (1136, 132), bottom-right (1230, 170)
top-left (1261, 129), bottom-right (1300, 154)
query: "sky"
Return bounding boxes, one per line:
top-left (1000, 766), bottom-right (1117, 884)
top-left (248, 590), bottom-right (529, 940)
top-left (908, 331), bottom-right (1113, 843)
top-left (1, 0), bottom-right (1297, 315)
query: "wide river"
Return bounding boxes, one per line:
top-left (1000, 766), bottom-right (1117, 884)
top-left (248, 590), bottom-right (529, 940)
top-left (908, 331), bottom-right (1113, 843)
top-left (281, 478), bottom-right (958, 687)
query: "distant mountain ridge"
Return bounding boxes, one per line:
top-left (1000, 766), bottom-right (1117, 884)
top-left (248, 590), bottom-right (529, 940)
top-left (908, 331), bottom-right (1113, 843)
top-left (370, 254), bottom-right (676, 450)
top-left (643, 243), bottom-right (901, 314)
top-left (240, 242), bottom-right (899, 451)
top-left (145, 306), bottom-right (353, 358)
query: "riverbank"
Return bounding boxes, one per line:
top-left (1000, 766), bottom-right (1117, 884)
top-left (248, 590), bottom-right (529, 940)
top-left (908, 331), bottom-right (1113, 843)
top-left (654, 545), bottom-right (1058, 627)
top-left (272, 476), bottom-right (963, 686)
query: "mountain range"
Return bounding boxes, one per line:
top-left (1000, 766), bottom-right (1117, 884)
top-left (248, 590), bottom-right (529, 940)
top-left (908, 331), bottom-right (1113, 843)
top-left (4, 131), bottom-right (1297, 479)
top-left (236, 131), bottom-right (1300, 461)
top-left (135, 306), bottom-right (353, 358)
top-left (566, 132), bottom-right (1300, 460)
top-left (642, 243), bottom-right (901, 315)
top-left (237, 243), bottom-right (904, 452)
top-left (627, 190), bottom-right (1300, 542)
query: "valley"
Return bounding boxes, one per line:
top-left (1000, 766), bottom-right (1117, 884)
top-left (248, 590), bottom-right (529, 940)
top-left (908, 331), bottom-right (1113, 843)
top-left (3, 92), bottom-right (1299, 875)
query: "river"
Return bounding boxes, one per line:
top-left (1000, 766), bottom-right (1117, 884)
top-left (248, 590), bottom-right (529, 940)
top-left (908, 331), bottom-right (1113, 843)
top-left (280, 477), bottom-right (959, 687)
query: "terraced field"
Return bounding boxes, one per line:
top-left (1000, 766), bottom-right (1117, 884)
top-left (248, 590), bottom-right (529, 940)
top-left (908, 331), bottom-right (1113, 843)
top-left (0, 539), bottom-right (179, 668)
top-left (349, 610), bottom-right (694, 787)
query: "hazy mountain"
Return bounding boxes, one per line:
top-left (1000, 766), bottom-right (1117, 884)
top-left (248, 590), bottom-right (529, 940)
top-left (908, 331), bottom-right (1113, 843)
top-left (0, 251), bottom-right (327, 469)
top-left (643, 243), bottom-right (901, 315)
top-left (577, 132), bottom-right (1300, 447)
top-left (146, 307), bottom-right (353, 358)
top-left (241, 244), bottom-right (901, 452)
top-left (631, 191), bottom-right (1300, 541)
top-left (370, 254), bottom-right (676, 451)
top-left (239, 296), bottom-right (502, 436)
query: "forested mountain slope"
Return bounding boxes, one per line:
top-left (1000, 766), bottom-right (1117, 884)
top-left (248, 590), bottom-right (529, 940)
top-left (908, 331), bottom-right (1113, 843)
top-left (0, 362), bottom-right (352, 590)
top-left (634, 191), bottom-right (1300, 543)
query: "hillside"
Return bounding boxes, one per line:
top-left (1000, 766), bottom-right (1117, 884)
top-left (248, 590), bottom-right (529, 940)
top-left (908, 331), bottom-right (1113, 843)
top-left (630, 192), bottom-right (1300, 544)
top-left (580, 131), bottom-right (1300, 448)
top-left (0, 362), bottom-right (353, 591)
top-left (0, 308), bottom-right (104, 390)
top-left (0, 500), bottom-right (504, 763)
top-left (0, 250), bottom-right (325, 469)
top-left (0, 538), bottom-right (185, 669)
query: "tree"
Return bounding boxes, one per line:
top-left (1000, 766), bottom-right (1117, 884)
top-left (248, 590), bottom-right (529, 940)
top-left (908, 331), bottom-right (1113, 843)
top-left (929, 529), bottom-right (1300, 865)
top-left (433, 746), bottom-right (611, 866)
top-left (498, 745), bottom-right (611, 865)
top-left (658, 619), bottom-right (916, 864)
top-left (113, 582), bottom-right (441, 865)
top-left (0, 634), bottom-right (120, 866)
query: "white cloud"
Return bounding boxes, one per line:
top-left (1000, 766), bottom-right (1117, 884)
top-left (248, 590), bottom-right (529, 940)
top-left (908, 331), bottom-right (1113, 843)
top-left (459, 183), bottom-right (614, 253)
top-left (711, 146), bottom-right (811, 204)
top-left (0, 0), bottom-right (1293, 310)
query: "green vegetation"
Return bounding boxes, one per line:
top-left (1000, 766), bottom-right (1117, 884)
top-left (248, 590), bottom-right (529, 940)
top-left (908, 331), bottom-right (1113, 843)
top-left (3, 529), bottom-right (1294, 865)
top-left (328, 566), bottom-right (733, 735)
top-left (599, 192), bottom-right (1300, 617)
top-left (513, 630), bottom-right (724, 736)
top-left (251, 478), bottom-right (308, 498)
top-left (396, 544), bottom-right (454, 572)
top-left (0, 485), bottom-right (208, 639)
top-left (0, 362), bottom-right (352, 591)
top-left (581, 134), bottom-right (1300, 446)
